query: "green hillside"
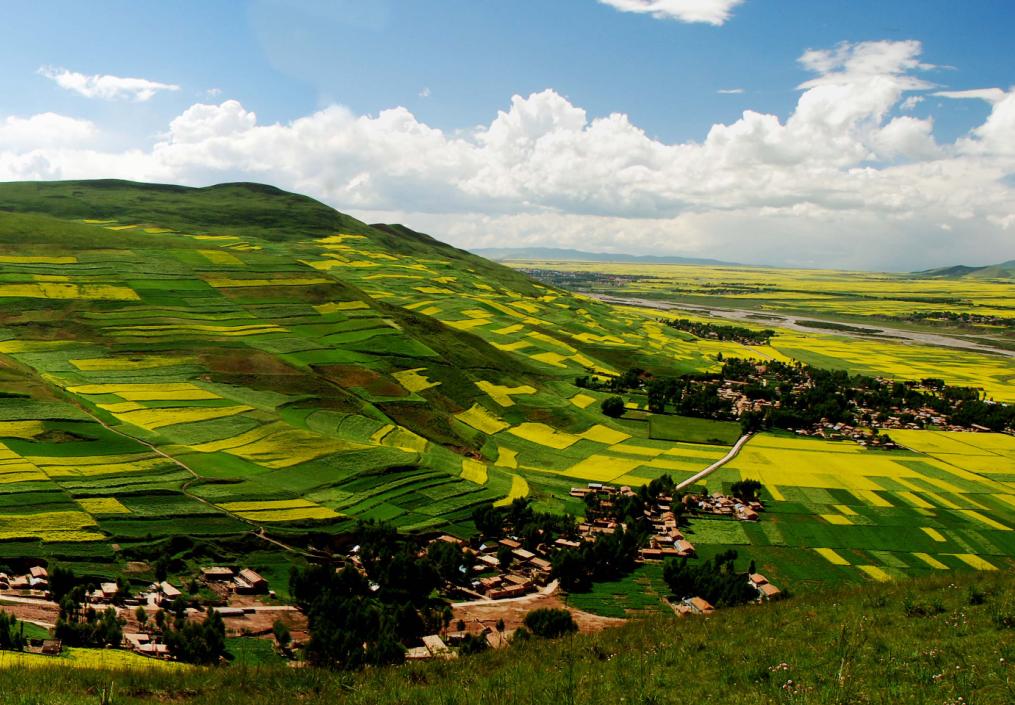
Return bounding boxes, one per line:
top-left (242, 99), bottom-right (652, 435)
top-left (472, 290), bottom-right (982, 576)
top-left (2, 568), bottom-right (1013, 704)
top-left (0, 179), bottom-right (1010, 595)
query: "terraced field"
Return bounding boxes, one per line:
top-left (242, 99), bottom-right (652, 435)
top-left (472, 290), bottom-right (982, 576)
top-left (0, 180), bottom-right (1010, 591)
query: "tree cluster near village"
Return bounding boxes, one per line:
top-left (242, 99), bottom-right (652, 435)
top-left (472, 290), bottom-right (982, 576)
top-left (663, 318), bottom-right (775, 345)
top-left (582, 357), bottom-right (1013, 436)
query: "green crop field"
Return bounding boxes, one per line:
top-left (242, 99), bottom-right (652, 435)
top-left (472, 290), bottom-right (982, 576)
top-left (0, 180), bottom-right (1009, 597)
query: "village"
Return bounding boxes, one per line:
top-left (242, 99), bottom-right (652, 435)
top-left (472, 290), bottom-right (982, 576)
top-left (0, 479), bottom-right (781, 664)
top-left (711, 358), bottom-right (1010, 444)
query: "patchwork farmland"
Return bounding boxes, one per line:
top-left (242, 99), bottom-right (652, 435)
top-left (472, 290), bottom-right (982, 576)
top-left (0, 180), bottom-right (1010, 604)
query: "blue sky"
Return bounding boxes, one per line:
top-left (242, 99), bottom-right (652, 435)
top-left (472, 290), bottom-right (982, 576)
top-left (1, 1), bottom-right (1014, 269)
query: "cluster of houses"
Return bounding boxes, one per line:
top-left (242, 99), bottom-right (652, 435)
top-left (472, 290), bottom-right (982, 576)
top-left (427, 534), bottom-right (554, 601)
top-left (684, 492), bottom-right (763, 521)
top-left (791, 421), bottom-right (898, 448)
top-left (0, 566), bottom-right (50, 595)
top-left (570, 482), bottom-right (764, 564)
top-left (199, 566), bottom-right (270, 595)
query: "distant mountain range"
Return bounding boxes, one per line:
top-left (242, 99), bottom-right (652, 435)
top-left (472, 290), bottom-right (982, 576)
top-left (915, 260), bottom-right (1015, 279)
top-left (472, 246), bottom-right (737, 266)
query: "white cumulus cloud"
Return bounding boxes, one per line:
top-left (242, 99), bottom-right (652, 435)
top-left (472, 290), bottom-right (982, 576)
top-left (0, 113), bottom-right (97, 149)
top-left (38, 66), bottom-right (180, 102)
top-left (4, 40), bottom-right (1015, 270)
top-left (597, 0), bottom-right (744, 25)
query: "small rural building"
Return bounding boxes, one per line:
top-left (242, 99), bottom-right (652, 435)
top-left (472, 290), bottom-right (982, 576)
top-left (758, 583), bottom-right (782, 601)
top-left (26, 639), bottom-right (62, 656)
top-left (529, 557), bottom-right (551, 572)
top-left (498, 538), bottom-right (521, 550)
top-left (675, 539), bottom-right (696, 557)
top-left (159, 581), bottom-right (182, 604)
top-left (138, 642), bottom-right (171, 658)
top-left (685, 597), bottom-right (715, 615)
top-left (29, 566), bottom-right (48, 580)
top-left (235, 568), bottom-right (268, 594)
top-left (202, 566), bottom-right (234, 581)
top-left (511, 548), bottom-right (535, 562)
top-left (422, 634), bottom-right (456, 659)
top-left (748, 573), bottom-right (768, 587)
top-left (100, 582), bottom-right (119, 600)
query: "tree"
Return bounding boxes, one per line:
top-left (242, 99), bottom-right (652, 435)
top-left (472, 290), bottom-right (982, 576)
top-left (0, 611), bottom-right (25, 651)
top-left (601, 396), bottom-right (625, 418)
top-left (164, 609), bottom-right (226, 665)
top-left (135, 606), bottom-right (148, 631)
top-left (272, 619), bottom-right (291, 649)
top-left (427, 540), bottom-right (465, 585)
top-left (154, 554), bottom-right (170, 584)
top-left (497, 545), bottom-right (514, 571)
top-left (730, 479), bottom-right (763, 502)
top-left (49, 565), bottom-right (76, 604)
top-left (523, 608), bottom-right (577, 638)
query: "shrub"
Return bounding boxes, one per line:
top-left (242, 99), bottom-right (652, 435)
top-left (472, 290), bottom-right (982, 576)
top-left (600, 396), bottom-right (625, 418)
top-left (523, 608), bottom-right (577, 639)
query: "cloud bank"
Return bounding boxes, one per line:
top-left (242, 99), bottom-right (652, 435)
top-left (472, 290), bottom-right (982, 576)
top-left (3, 40), bottom-right (1015, 270)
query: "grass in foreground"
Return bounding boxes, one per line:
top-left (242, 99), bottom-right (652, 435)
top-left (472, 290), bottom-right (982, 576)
top-left (0, 570), bottom-right (1011, 704)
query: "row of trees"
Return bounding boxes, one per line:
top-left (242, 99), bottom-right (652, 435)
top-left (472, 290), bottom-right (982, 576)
top-left (663, 318), bottom-right (775, 345)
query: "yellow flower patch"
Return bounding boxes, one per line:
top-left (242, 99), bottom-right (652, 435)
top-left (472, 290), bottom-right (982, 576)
top-left (494, 474), bottom-right (529, 507)
top-left (112, 405), bottom-right (252, 431)
top-left (77, 497), bottom-right (131, 514)
top-left (0, 421), bottom-right (45, 439)
top-left (508, 423), bottom-right (580, 450)
top-left (913, 553), bottom-right (949, 569)
top-left (220, 499), bottom-right (339, 522)
top-left (814, 548), bottom-right (850, 565)
top-left (456, 405), bottom-right (509, 435)
top-left (495, 447), bottom-right (518, 469)
top-left (857, 565), bottom-right (892, 582)
top-left (579, 424), bottom-right (631, 445)
top-left (949, 554), bottom-right (996, 570)
top-left (0, 511), bottom-right (102, 542)
top-left (569, 393), bottom-right (597, 409)
top-left (476, 381), bottom-right (536, 407)
top-left (393, 368), bottom-right (440, 393)
top-left (70, 355), bottom-right (192, 371)
top-left (199, 249), bottom-right (243, 266)
top-left (314, 300), bottom-right (370, 313)
top-left (461, 458), bottom-right (488, 485)
top-left (0, 255), bottom-right (76, 264)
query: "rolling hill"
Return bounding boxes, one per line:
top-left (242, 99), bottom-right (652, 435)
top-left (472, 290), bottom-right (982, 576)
top-left (915, 259), bottom-right (1015, 279)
